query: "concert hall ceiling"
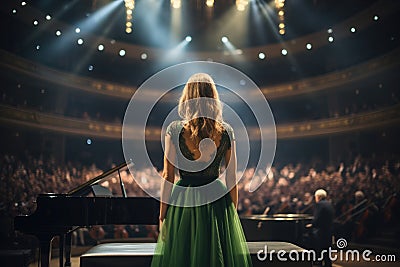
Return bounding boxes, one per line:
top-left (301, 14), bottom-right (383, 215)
top-left (1, 0), bottom-right (398, 84)
top-left (7, 0), bottom-right (378, 50)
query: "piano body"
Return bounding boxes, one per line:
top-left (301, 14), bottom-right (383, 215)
top-left (14, 161), bottom-right (160, 267)
top-left (240, 214), bottom-right (313, 247)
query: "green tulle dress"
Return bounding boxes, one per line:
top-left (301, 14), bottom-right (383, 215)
top-left (151, 121), bottom-right (252, 267)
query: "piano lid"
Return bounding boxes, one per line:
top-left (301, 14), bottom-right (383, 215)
top-left (67, 159), bottom-right (133, 197)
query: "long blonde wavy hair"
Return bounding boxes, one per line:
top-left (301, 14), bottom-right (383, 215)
top-left (178, 73), bottom-right (224, 145)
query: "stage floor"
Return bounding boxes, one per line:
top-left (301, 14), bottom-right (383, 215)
top-left (26, 242), bottom-right (398, 267)
top-left (28, 256), bottom-right (399, 267)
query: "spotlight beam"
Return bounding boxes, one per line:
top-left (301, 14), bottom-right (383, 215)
top-left (254, 0), bottom-right (282, 41)
top-left (221, 37), bottom-right (243, 62)
top-left (76, 0), bottom-right (123, 33)
top-left (162, 37), bottom-right (192, 62)
top-left (134, 0), bottom-right (169, 48)
top-left (73, 5), bottom-right (125, 73)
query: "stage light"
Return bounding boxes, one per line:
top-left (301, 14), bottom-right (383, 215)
top-left (350, 27), bottom-right (356, 33)
top-left (125, 0), bottom-right (135, 9)
top-left (77, 38), bottom-right (84, 45)
top-left (12, 9), bottom-right (17, 14)
top-left (141, 53), bottom-right (147, 60)
top-left (119, 49), bottom-right (126, 57)
top-left (275, 0), bottom-right (285, 8)
top-left (328, 36), bottom-right (334, 42)
top-left (185, 36), bottom-right (192, 42)
top-left (75, 27), bottom-right (81, 33)
top-left (46, 14), bottom-right (52, 20)
top-left (281, 49), bottom-right (288, 56)
top-left (258, 52), bottom-right (266, 60)
top-left (327, 28), bottom-right (333, 34)
top-left (97, 44), bottom-right (104, 51)
top-left (36, 45), bottom-right (40, 50)
top-left (373, 15), bottom-right (379, 21)
top-left (206, 0), bottom-right (214, 7)
top-left (21, 2), bottom-right (26, 6)
top-left (88, 65), bottom-right (94, 71)
top-left (55, 30), bottom-right (62, 36)
top-left (171, 0), bottom-right (181, 9)
top-left (275, 0), bottom-right (286, 34)
top-left (306, 43), bottom-right (312, 50)
top-left (86, 138), bottom-right (92, 145)
top-left (33, 20), bottom-right (38, 26)
top-left (124, 0), bottom-right (135, 33)
top-left (221, 36), bottom-right (228, 43)
top-left (236, 0), bottom-right (248, 11)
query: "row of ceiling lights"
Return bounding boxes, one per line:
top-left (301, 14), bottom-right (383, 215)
top-left (31, 25), bottom-right (370, 60)
top-left (13, 1), bottom-right (380, 61)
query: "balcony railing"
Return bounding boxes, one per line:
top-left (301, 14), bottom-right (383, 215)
top-left (1, 104), bottom-right (398, 140)
top-left (1, 46), bottom-right (399, 100)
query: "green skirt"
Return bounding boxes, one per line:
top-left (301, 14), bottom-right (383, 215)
top-left (151, 178), bottom-right (252, 267)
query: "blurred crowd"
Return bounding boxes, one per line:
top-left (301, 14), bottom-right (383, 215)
top-left (237, 156), bottom-right (400, 217)
top-left (236, 156), bottom-right (400, 242)
top-left (1, 152), bottom-right (399, 245)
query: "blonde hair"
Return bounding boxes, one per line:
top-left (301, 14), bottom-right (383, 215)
top-left (178, 73), bottom-right (224, 144)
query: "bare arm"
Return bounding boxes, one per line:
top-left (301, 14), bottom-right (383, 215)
top-left (225, 140), bottom-right (238, 209)
top-left (159, 134), bottom-right (176, 223)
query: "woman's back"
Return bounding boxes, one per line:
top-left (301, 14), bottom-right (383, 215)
top-left (166, 120), bottom-right (234, 179)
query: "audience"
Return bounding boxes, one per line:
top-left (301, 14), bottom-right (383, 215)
top-left (1, 152), bottom-right (399, 246)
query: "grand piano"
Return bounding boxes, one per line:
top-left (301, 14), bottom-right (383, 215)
top-left (14, 161), bottom-right (160, 267)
